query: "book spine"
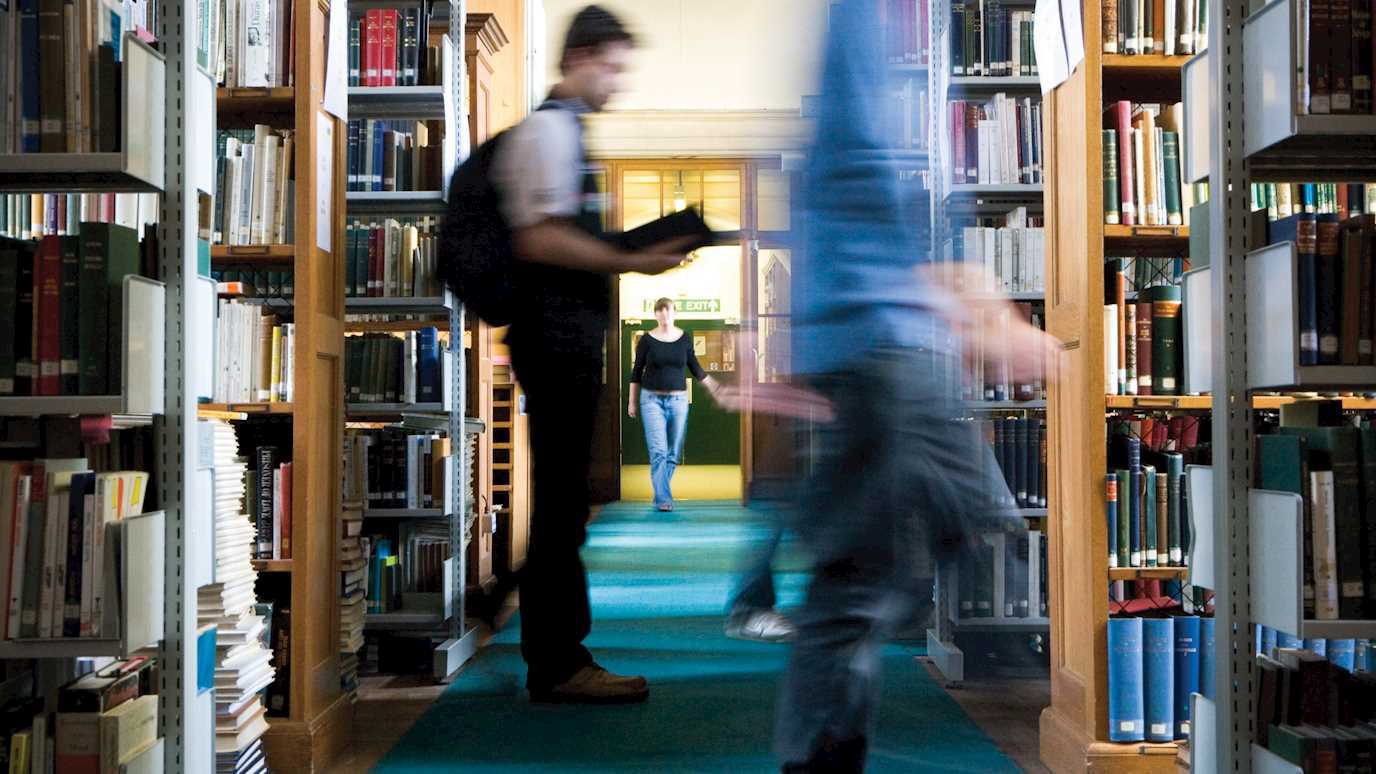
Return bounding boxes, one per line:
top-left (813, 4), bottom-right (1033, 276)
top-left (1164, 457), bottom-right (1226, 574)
top-left (1135, 298), bottom-right (1153, 395)
top-left (1155, 467), bottom-right (1169, 566)
top-left (1166, 453), bottom-right (1183, 565)
top-left (1199, 617), bottom-right (1215, 700)
top-left (1143, 468), bottom-right (1158, 567)
top-left (364, 10), bottom-right (379, 87)
top-left (1142, 617), bottom-right (1174, 742)
top-left (1331, 0), bottom-right (1353, 112)
top-left (1116, 102), bottom-right (1136, 226)
top-left (1173, 616), bottom-right (1201, 737)
top-left (1104, 0), bottom-right (1119, 52)
top-left (255, 446), bottom-right (276, 558)
top-left (348, 12), bottom-right (360, 86)
top-left (1311, 0), bottom-right (1332, 113)
top-left (1116, 469), bottom-right (1131, 568)
top-left (1104, 130), bottom-right (1120, 224)
top-left (1312, 469), bottom-right (1340, 619)
top-left (1316, 214), bottom-right (1342, 364)
top-left (1162, 131), bottom-right (1183, 226)
top-left (380, 9), bottom-right (397, 87)
top-left (61, 474), bottom-right (87, 637)
top-left (1106, 475), bottom-right (1119, 568)
top-left (34, 236), bottom-right (61, 396)
top-left (37, 0), bottom-right (65, 151)
top-left (1353, 0), bottom-right (1374, 113)
top-left (57, 236), bottom-right (79, 395)
top-left (1151, 285), bottom-right (1182, 395)
top-left (1108, 617), bottom-right (1145, 741)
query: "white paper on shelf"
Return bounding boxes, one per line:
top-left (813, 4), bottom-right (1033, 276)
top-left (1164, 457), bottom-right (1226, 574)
top-left (322, 4), bottom-right (347, 121)
top-left (1033, 0), bottom-right (1084, 95)
top-left (316, 117), bottom-right (334, 252)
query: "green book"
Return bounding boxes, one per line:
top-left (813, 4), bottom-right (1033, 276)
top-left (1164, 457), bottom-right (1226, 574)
top-left (0, 239), bottom-right (19, 395)
top-left (1162, 132), bottom-right (1183, 225)
top-left (1149, 285), bottom-right (1183, 396)
top-left (1277, 425), bottom-right (1365, 619)
top-left (1117, 469), bottom-right (1132, 569)
top-left (1166, 453), bottom-right (1184, 566)
top-left (1258, 434), bottom-right (1313, 617)
top-left (78, 222), bottom-right (140, 396)
top-left (1143, 466), bottom-right (1158, 567)
top-left (58, 235), bottom-right (80, 395)
top-left (1104, 130), bottom-right (1120, 225)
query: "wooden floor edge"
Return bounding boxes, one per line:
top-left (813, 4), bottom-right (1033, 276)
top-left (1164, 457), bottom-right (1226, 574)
top-left (1040, 705), bottom-right (1180, 773)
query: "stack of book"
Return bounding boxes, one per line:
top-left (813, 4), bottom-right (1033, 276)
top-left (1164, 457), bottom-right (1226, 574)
top-left (959, 302), bottom-right (1047, 402)
top-left (1103, 102), bottom-right (1192, 227)
top-left (1104, 258), bottom-right (1186, 396)
top-left (1107, 615), bottom-right (1215, 743)
top-left (215, 126), bottom-right (296, 247)
top-left (346, 119), bottom-right (444, 193)
top-left (948, 209), bottom-right (1046, 293)
top-left (980, 417), bottom-right (1046, 509)
top-left (1101, 0), bottom-right (1208, 56)
top-left (213, 298), bottom-right (293, 404)
top-left (1106, 434), bottom-right (1191, 571)
top-left (197, 420), bottom-right (272, 773)
top-left (0, 224), bottom-right (146, 397)
top-left (881, 0), bottom-right (929, 65)
top-left (345, 330), bottom-right (448, 406)
top-left (215, 0), bottom-right (294, 89)
top-left (1253, 631), bottom-right (1376, 768)
top-left (883, 79), bottom-right (929, 151)
top-left (1256, 403), bottom-right (1376, 622)
top-left (0, 10), bottom-right (151, 154)
top-left (364, 537), bottom-right (397, 614)
top-left (344, 430), bottom-right (448, 510)
top-left (1, 194), bottom-right (160, 241)
top-left (247, 446), bottom-right (290, 561)
top-left (347, 7), bottom-right (438, 87)
top-left (1288, 0), bottom-right (1376, 115)
top-left (338, 504), bottom-right (364, 702)
top-left (54, 657), bottom-right (161, 771)
top-left (950, 1), bottom-right (1038, 77)
top-left (948, 94), bottom-right (1043, 185)
top-left (958, 527), bottom-right (1047, 619)
top-left (0, 460), bottom-right (150, 641)
top-left (212, 268), bottom-right (294, 301)
top-left (1253, 184), bottom-right (1375, 367)
top-left (345, 217), bottom-right (442, 298)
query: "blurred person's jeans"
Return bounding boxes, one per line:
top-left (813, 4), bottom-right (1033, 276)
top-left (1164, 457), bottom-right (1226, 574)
top-left (777, 347), bottom-right (1010, 772)
top-left (728, 511), bottom-right (785, 618)
top-left (640, 391), bottom-right (689, 508)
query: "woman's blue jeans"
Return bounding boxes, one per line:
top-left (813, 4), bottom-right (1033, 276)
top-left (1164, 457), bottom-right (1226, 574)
top-left (640, 391), bottom-right (689, 507)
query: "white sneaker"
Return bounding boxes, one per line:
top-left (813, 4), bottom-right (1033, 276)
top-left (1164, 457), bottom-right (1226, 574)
top-left (725, 609), bottom-right (797, 643)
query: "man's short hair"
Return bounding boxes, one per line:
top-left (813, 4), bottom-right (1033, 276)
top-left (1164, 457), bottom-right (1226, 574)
top-left (561, 5), bottom-right (635, 73)
top-left (654, 297), bottom-right (674, 313)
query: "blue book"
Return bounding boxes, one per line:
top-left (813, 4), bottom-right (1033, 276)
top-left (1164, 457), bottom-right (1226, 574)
top-left (1107, 475), bottom-right (1119, 567)
top-left (1143, 618), bottom-right (1175, 742)
top-left (416, 326), bottom-right (439, 402)
top-left (1358, 640), bottom-right (1376, 673)
top-left (1143, 467), bottom-right (1158, 567)
top-left (1173, 616), bottom-right (1201, 738)
top-left (1200, 617), bottom-right (1216, 701)
top-left (197, 625), bottom-right (217, 694)
top-left (1303, 638), bottom-right (1327, 657)
top-left (1254, 624), bottom-right (1263, 656)
top-left (373, 123), bottom-right (385, 191)
top-left (347, 121), bottom-right (360, 191)
top-left (1261, 626), bottom-right (1278, 657)
top-left (1276, 631), bottom-right (1303, 651)
top-left (1328, 639), bottom-right (1356, 672)
top-left (1108, 617), bottom-right (1146, 742)
top-left (19, 0), bottom-right (40, 152)
top-left (1128, 437), bottom-right (1142, 567)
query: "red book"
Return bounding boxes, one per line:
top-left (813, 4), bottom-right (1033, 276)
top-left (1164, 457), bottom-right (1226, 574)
top-left (1136, 298), bottom-right (1154, 395)
top-left (1115, 101), bottom-right (1137, 226)
top-left (279, 461), bottom-right (291, 559)
top-left (380, 9), bottom-right (398, 87)
top-left (951, 102), bottom-right (965, 181)
top-left (364, 10), bottom-right (381, 87)
top-left (34, 236), bottom-right (62, 395)
top-left (965, 104), bottom-right (980, 183)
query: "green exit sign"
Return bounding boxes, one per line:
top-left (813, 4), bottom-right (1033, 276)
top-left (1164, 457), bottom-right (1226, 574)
top-left (644, 298), bottom-right (721, 313)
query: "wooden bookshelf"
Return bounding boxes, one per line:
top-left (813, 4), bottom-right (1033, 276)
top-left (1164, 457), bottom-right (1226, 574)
top-left (1108, 567), bottom-right (1191, 581)
top-left (217, 87), bottom-right (298, 114)
top-left (211, 244), bottom-right (296, 266)
top-left (198, 402), bottom-right (295, 415)
top-left (254, 559), bottom-right (295, 573)
top-left (1039, 6), bottom-right (1185, 771)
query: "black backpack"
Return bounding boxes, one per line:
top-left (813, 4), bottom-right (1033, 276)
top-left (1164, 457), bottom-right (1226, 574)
top-left (437, 130), bottom-right (517, 327)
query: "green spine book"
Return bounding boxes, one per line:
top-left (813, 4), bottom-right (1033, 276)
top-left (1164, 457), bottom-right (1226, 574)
top-left (1150, 284), bottom-right (1183, 395)
top-left (1143, 466), bottom-right (1158, 567)
top-left (1104, 130), bottom-right (1121, 225)
top-left (1277, 425), bottom-right (1365, 618)
top-left (14, 240), bottom-right (35, 396)
top-left (1117, 469), bottom-right (1131, 568)
top-left (1162, 131), bottom-right (1183, 225)
top-left (1359, 423), bottom-right (1376, 614)
top-left (1166, 453), bottom-right (1184, 565)
top-left (1258, 434), bottom-right (1314, 617)
top-left (349, 12), bottom-right (361, 86)
top-left (79, 223), bottom-right (140, 396)
top-left (0, 239), bottom-right (19, 395)
top-left (58, 236), bottom-right (80, 395)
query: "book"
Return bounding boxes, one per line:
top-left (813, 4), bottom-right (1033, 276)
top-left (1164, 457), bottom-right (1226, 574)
top-left (99, 695), bottom-right (157, 772)
top-left (1173, 616), bottom-right (1200, 737)
top-left (1143, 617), bottom-right (1175, 742)
top-left (1199, 616), bottom-right (1216, 700)
top-left (1276, 423), bottom-right (1365, 619)
top-left (1149, 284), bottom-right (1182, 395)
top-left (1108, 617), bottom-right (1146, 741)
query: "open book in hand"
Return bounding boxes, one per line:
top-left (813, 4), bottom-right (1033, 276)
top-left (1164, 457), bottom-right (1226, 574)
top-left (612, 207), bottom-right (717, 253)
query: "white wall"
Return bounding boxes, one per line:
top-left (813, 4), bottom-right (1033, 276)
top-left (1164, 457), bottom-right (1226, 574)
top-left (540, 0), bottom-right (830, 112)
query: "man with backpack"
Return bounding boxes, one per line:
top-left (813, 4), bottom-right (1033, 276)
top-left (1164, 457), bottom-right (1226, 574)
top-left (447, 5), bottom-right (689, 704)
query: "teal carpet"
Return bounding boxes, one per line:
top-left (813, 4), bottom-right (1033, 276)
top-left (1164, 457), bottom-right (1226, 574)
top-left (373, 501), bottom-right (1019, 773)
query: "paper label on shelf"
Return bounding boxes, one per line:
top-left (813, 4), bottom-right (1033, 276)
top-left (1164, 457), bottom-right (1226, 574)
top-left (317, 118), bottom-right (334, 252)
top-left (1033, 0), bottom-right (1084, 95)
top-left (323, 4), bottom-right (347, 120)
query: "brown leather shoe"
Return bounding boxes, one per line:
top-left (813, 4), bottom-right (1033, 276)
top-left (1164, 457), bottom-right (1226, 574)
top-left (529, 665), bottom-right (649, 704)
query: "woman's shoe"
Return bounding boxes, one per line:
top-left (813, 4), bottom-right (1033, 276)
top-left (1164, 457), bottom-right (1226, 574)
top-left (656, 503), bottom-right (673, 512)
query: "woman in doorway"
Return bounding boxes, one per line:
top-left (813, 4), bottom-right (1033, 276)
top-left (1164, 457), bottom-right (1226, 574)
top-left (628, 298), bottom-right (720, 512)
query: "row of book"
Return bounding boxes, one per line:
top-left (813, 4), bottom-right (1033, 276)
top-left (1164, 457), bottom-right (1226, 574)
top-left (198, 420), bottom-right (272, 770)
top-left (1106, 615), bottom-right (1214, 742)
top-left (46, 658), bottom-right (161, 771)
top-left (344, 430), bottom-right (449, 511)
top-left (957, 528), bottom-right (1048, 619)
top-left (215, 126), bottom-right (296, 247)
top-left (1114, 413), bottom-right (1207, 459)
top-left (882, 79), bottom-right (929, 152)
top-left (346, 119), bottom-right (444, 193)
top-left (215, 0), bottom-right (293, 89)
top-left (363, 524), bottom-right (449, 615)
top-left (982, 417), bottom-right (1046, 509)
top-left (1255, 405), bottom-right (1376, 621)
top-left (246, 446), bottom-right (290, 561)
top-left (1101, 0), bottom-right (1208, 56)
top-left (345, 218), bottom-right (443, 299)
top-left (1295, 0), bottom-right (1376, 115)
top-left (1108, 431), bottom-right (1191, 569)
top-left (213, 297), bottom-right (295, 404)
top-left (0, 462), bottom-right (149, 641)
top-left (338, 505), bottom-right (364, 702)
top-left (345, 330), bottom-right (448, 406)
top-left (0, 227), bottom-right (144, 397)
top-left (0, 4), bottom-right (144, 154)
top-left (950, 2), bottom-right (1038, 78)
top-left (1103, 102), bottom-right (1193, 227)
top-left (1104, 260), bottom-right (1185, 396)
top-left (1255, 186), bottom-right (1376, 367)
top-left (212, 269), bottom-right (295, 300)
top-left (951, 224), bottom-right (1046, 293)
top-left (948, 94), bottom-right (1043, 185)
top-left (1254, 629), bottom-right (1376, 769)
top-left (880, 0), bottom-right (929, 65)
top-left (1252, 182), bottom-right (1376, 222)
top-left (955, 301), bottom-right (1047, 403)
top-left (0, 193), bottom-right (159, 242)
top-left (347, 8), bottom-right (439, 88)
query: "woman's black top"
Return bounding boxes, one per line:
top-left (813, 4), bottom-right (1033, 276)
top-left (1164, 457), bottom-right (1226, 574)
top-left (630, 331), bottom-right (708, 392)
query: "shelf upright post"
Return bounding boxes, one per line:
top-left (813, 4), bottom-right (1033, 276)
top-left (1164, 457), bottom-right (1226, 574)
top-left (1208, 0), bottom-right (1254, 766)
